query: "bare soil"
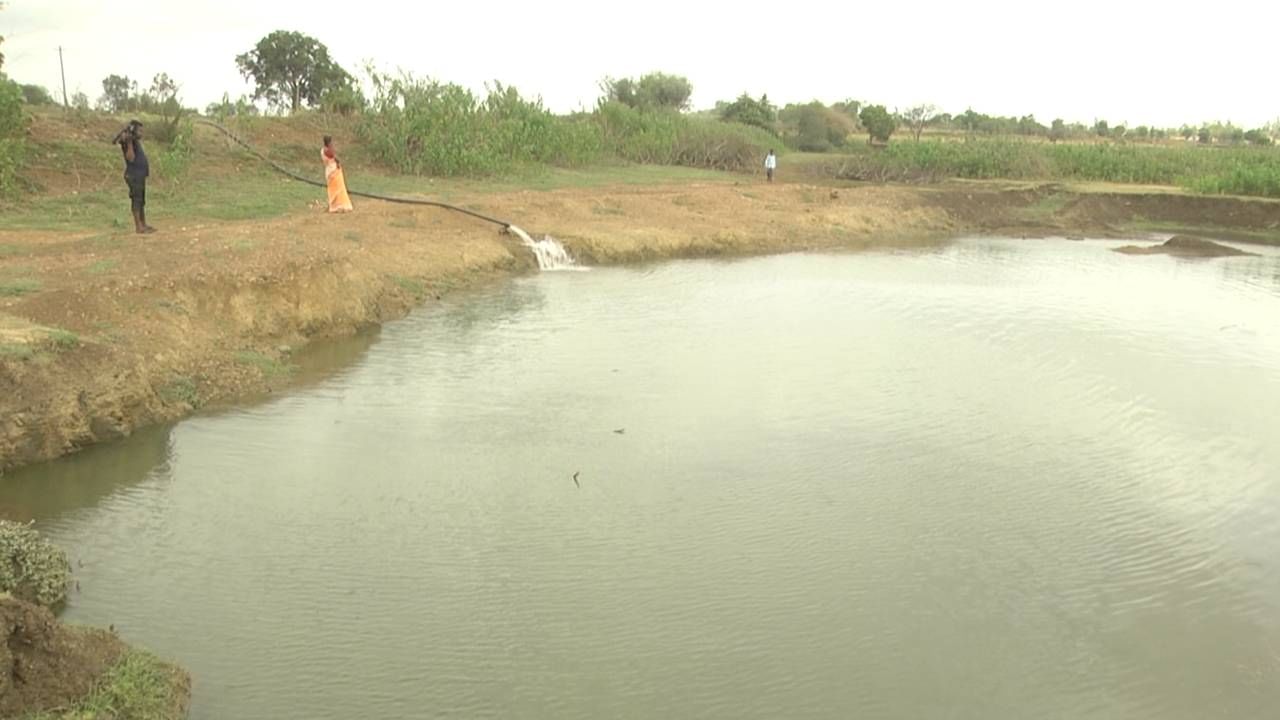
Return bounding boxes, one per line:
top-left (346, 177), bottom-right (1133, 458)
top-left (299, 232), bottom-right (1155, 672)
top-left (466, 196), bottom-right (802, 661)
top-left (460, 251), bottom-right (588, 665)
top-left (0, 594), bottom-right (121, 717)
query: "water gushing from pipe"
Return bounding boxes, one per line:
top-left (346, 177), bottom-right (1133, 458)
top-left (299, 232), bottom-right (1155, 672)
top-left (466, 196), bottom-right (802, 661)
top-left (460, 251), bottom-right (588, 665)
top-left (508, 226), bottom-right (582, 271)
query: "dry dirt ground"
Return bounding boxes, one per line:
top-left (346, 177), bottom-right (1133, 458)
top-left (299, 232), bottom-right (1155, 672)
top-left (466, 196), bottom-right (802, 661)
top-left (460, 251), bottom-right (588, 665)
top-left (0, 594), bottom-right (189, 718)
top-left (2, 166), bottom-right (1278, 472)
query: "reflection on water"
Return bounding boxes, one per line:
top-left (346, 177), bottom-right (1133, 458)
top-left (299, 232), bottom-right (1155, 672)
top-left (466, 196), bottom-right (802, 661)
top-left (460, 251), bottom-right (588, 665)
top-left (3, 238), bottom-right (1280, 720)
top-left (0, 425), bottom-right (172, 521)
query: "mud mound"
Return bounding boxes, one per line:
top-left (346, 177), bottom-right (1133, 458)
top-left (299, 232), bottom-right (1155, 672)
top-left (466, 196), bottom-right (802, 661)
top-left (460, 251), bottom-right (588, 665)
top-left (1114, 235), bottom-right (1258, 257)
top-left (0, 594), bottom-right (125, 718)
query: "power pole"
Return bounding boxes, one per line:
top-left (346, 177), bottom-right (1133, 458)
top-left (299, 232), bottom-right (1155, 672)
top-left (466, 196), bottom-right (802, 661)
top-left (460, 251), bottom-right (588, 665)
top-left (58, 46), bottom-right (68, 108)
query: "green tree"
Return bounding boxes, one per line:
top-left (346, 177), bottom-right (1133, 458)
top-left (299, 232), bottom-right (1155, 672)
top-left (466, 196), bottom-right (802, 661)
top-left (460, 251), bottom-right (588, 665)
top-left (70, 91), bottom-right (90, 110)
top-left (1243, 128), bottom-right (1273, 146)
top-left (1198, 126), bottom-right (1212, 144)
top-left (1093, 119), bottom-right (1108, 137)
top-left (236, 30), bottom-right (353, 113)
top-left (19, 84), bottom-right (53, 105)
top-left (831, 99), bottom-right (862, 126)
top-left (601, 72), bottom-right (692, 111)
top-left (0, 2), bottom-right (6, 72)
top-left (719, 92), bottom-right (776, 132)
top-left (98, 74), bottom-right (137, 112)
top-left (859, 104), bottom-right (897, 143)
top-left (1049, 118), bottom-right (1067, 143)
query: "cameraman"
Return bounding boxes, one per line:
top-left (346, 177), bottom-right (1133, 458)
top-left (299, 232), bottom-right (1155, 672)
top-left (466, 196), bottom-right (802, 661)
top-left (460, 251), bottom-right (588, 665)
top-left (117, 120), bottom-right (155, 234)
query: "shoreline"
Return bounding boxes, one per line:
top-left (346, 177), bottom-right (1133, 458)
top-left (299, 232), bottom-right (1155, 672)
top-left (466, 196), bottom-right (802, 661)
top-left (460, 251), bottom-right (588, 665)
top-left (2, 179), bottom-right (1278, 473)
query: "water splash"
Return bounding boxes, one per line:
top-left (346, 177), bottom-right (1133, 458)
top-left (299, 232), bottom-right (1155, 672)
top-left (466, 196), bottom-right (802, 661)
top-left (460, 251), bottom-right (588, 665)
top-left (508, 226), bottom-right (583, 271)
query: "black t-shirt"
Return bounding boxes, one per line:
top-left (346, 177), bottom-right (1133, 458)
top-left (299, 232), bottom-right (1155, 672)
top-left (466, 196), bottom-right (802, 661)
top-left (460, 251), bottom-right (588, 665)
top-left (121, 139), bottom-right (149, 179)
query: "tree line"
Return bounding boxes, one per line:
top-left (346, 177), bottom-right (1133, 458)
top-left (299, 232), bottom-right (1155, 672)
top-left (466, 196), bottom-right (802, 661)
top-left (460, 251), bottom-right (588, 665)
top-left (6, 25), bottom-right (1279, 153)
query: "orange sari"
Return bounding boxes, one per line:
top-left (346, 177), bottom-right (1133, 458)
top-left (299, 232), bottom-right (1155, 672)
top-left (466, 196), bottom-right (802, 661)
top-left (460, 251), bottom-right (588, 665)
top-left (322, 146), bottom-right (353, 213)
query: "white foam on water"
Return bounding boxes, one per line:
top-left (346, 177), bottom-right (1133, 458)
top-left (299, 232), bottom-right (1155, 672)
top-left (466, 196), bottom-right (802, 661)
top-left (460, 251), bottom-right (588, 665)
top-left (508, 226), bottom-right (584, 271)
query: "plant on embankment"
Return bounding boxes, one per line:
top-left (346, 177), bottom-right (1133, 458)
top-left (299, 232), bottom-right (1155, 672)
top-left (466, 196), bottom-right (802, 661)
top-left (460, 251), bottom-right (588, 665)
top-left (19, 650), bottom-right (191, 720)
top-left (0, 521), bottom-right (72, 607)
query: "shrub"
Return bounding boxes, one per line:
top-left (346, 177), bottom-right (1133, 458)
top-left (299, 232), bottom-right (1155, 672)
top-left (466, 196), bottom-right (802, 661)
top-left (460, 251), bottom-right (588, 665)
top-left (0, 77), bottom-right (26, 194)
top-left (859, 105), bottom-right (897, 144)
top-left (0, 520), bottom-right (72, 607)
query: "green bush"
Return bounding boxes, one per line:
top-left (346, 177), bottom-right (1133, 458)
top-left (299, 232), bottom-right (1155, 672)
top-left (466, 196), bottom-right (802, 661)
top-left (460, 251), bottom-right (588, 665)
top-left (0, 520), bottom-right (71, 607)
top-left (0, 77), bottom-right (26, 194)
top-left (20, 84), bottom-right (54, 105)
top-left (859, 105), bottom-right (897, 144)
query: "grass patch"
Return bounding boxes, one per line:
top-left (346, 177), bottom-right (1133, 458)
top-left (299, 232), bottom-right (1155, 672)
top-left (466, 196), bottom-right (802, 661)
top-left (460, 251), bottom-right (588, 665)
top-left (0, 278), bottom-right (41, 297)
top-left (85, 259), bottom-right (119, 275)
top-left (0, 243), bottom-right (22, 257)
top-left (343, 231), bottom-right (362, 243)
top-left (159, 376), bottom-right (200, 407)
top-left (234, 350), bottom-right (296, 378)
top-left (387, 216), bottom-right (417, 229)
top-left (0, 343), bottom-right (35, 360)
top-left (21, 649), bottom-right (188, 720)
top-left (391, 275), bottom-right (426, 297)
top-left (47, 329), bottom-right (80, 350)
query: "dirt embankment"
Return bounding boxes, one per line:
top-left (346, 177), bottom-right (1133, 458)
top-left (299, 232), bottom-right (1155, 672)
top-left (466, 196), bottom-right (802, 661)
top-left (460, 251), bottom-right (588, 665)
top-left (2, 180), bottom-right (1278, 472)
top-left (0, 594), bottom-right (189, 718)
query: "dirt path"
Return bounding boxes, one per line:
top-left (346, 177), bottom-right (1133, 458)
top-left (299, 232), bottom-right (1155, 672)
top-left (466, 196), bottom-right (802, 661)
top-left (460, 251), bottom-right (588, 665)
top-left (1, 179), bottom-right (1277, 471)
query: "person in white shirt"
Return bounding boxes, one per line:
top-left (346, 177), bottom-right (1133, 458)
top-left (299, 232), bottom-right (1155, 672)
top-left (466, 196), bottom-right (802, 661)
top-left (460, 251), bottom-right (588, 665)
top-left (764, 149), bottom-right (777, 182)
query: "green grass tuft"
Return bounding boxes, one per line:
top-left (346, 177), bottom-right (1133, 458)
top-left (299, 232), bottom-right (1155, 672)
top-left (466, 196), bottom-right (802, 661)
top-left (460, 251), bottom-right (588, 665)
top-left (47, 329), bottom-right (80, 350)
top-left (0, 278), bottom-right (41, 297)
top-left (391, 275), bottom-right (426, 297)
top-left (234, 350), bottom-right (296, 378)
top-left (21, 649), bottom-right (189, 720)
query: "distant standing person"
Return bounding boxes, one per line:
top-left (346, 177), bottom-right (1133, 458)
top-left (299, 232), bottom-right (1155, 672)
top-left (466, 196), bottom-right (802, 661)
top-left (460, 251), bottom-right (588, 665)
top-left (322, 135), bottom-right (353, 213)
top-left (116, 120), bottom-right (155, 234)
top-left (764, 149), bottom-right (777, 182)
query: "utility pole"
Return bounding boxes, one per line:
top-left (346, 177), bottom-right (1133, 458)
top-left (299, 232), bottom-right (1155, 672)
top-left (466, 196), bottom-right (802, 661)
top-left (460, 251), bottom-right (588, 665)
top-left (58, 46), bottom-right (68, 108)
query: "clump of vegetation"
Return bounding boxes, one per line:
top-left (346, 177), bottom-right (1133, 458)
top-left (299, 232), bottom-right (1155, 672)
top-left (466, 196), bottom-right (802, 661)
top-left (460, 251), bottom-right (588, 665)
top-left (0, 277), bottom-right (40, 296)
top-left (47, 328), bottom-right (80, 350)
top-left (600, 72), bottom-right (693, 111)
top-left (0, 520), bottom-right (72, 607)
top-left (0, 67), bottom-right (27, 195)
top-left (860, 105), bottom-right (897, 144)
top-left (234, 349), bottom-right (296, 378)
top-left (22, 650), bottom-right (190, 720)
top-left (359, 73), bottom-right (600, 176)
top-left (391, 274), bottom-right (426, 297)
top-left (159, 376), bottom-right (200, 407)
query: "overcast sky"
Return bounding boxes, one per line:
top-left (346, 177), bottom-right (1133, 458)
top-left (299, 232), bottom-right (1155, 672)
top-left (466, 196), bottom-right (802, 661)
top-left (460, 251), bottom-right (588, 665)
top-left (3, 0), bottom-right (1276, 128)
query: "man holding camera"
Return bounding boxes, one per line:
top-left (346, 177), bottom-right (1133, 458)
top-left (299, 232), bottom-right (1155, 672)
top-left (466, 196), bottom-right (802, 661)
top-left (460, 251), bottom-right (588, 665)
top-left (117, 119), bottom-right (156, 234)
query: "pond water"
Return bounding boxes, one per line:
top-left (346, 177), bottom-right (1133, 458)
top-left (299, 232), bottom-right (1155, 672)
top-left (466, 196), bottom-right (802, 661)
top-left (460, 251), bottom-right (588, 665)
top-left (4, 238), bottom-right (1280, 719)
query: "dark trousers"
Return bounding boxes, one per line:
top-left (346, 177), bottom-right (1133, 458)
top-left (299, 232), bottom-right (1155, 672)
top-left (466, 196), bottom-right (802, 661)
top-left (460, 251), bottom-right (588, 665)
top-left (126, 175), bottom-right (146, 212)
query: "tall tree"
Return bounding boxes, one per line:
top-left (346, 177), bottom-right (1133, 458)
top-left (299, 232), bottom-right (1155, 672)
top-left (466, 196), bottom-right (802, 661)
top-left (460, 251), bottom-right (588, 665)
top-left (98, 74), bottom-right (137, 112)
top-left (235, 31), bottom-right (352, 113)
top-left (719, 93), bottom-right (776, 132)
top-left (601, 72), bottom-right (692, 111)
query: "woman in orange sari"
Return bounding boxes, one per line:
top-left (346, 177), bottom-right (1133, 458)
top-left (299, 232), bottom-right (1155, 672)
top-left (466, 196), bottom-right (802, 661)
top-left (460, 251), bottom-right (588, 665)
top-left (322, 135), bottom-right (353, 213)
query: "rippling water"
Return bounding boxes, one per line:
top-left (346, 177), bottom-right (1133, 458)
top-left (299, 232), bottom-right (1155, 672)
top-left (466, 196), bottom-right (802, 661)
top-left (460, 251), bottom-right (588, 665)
top-left (4, 238), bottom-right (1280, 719)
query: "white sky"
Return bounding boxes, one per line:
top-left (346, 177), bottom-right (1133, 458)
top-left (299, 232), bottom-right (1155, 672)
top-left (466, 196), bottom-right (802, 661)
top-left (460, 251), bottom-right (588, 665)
top-left (3, 0), bottom-right (1277, 128)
